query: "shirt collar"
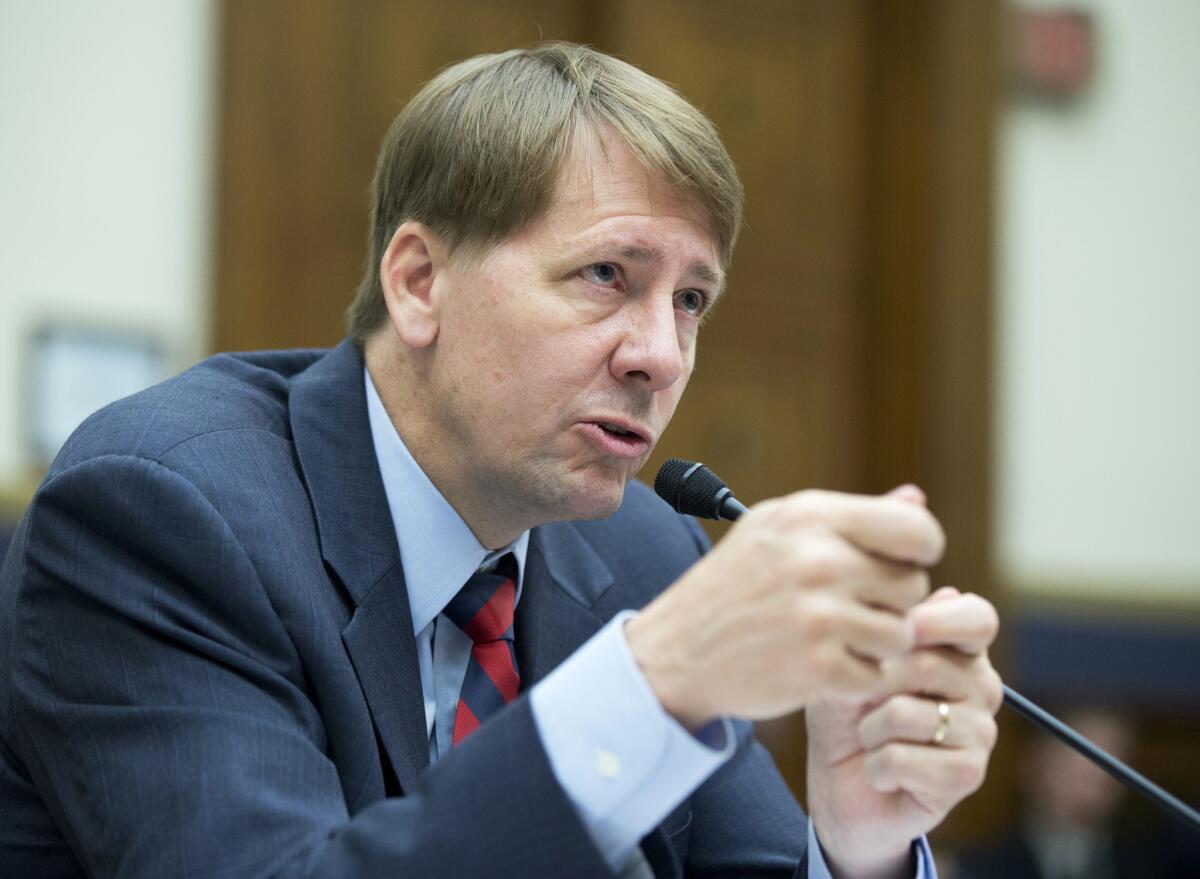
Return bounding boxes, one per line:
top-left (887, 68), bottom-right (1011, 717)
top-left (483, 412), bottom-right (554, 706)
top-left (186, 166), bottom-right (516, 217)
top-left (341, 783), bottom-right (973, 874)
top-left (364, 367), bottom-right (529, 634)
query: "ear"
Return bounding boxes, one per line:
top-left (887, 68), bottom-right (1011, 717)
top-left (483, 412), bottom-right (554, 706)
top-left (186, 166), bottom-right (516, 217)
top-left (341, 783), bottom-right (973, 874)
top-left (379, 221), bottom-right (446, 349)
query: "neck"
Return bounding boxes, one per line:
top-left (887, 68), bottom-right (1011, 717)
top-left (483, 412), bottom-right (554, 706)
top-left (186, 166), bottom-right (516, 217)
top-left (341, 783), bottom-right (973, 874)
top-left (364, 332), bottom-right (526, 550)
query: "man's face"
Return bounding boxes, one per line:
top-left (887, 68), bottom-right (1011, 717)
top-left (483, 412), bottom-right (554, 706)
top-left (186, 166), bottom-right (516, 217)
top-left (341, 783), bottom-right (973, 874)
top-left (424, 129), bottom-right (723, 540)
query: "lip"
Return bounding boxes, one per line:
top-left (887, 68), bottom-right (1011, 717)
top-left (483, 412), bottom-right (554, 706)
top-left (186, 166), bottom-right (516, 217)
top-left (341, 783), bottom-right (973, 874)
top-left (576, 417), bottom-right (655, 459)
top-left (583, 415), bottom-right (654, 445)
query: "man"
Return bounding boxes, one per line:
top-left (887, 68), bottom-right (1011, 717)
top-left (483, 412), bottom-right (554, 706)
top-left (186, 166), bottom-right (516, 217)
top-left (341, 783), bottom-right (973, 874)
top-left (0, 43), bottom-right (1001, 877)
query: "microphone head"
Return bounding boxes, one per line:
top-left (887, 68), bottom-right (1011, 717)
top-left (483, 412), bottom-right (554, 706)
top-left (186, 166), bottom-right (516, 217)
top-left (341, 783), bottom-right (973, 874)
top-left (654, 458), bottom-right (730, 519)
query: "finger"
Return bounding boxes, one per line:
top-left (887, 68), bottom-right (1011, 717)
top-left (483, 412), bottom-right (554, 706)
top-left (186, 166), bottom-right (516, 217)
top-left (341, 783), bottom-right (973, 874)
top-left (863, 741), bottom-right (988, 803)
top-left (852, 565), bottom-right (930, 614)
top-left (858, 695), bottom-right (997, 752)
top-left (910, 592), bottom-right (999, 654)
top-left (825, 643), bottom-right (883, 696)
top-left (788, 533), bottom-right (928, 612)
top-left (882, 647), bottom-right (991, 702)
top-left (811, 641), bottom-right (885, 699)
top-left (838, 601), bottom-right (916, 662)
top-left (925, 585), bottom-right (961, 604)
top-left (785, 490), bottom-right (946, 567)
top-left (883, 649), bottom-right (1005, 714)
top-left (887, 484), bottom-right (927, 506)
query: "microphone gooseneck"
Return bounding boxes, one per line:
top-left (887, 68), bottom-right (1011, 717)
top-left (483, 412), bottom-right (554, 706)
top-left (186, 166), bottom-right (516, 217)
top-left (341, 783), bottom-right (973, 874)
top-left (652, 458), bottom-right (1200, 834)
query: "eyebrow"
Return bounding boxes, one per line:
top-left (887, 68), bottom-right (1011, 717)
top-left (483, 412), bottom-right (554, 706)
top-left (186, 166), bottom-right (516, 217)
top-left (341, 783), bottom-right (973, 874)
top-left (617, 244), bottom-right (725, 293)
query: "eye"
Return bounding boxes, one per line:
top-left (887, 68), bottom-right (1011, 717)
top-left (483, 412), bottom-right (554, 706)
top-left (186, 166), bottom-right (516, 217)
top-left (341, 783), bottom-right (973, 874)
top-left (581, 262), bottom-right (619, 286)
top-left (677, 289), bottom-right (709, 317)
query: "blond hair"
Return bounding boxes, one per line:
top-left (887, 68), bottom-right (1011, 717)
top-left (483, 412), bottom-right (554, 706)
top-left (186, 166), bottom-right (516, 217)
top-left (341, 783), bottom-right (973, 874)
top-left (347, 42), bottom-right (743, 344)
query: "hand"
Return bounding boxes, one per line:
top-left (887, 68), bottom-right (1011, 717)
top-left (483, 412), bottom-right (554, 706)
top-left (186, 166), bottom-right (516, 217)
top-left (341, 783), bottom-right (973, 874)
top-left (806, 586), bottom-right (1003, 877)
top-left (625, 486), bottom-right (944, 728)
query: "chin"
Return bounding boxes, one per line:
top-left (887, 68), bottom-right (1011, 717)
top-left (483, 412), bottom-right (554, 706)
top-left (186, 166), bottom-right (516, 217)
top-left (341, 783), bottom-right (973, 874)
top-left (547, 470), bottom-right (629, 523)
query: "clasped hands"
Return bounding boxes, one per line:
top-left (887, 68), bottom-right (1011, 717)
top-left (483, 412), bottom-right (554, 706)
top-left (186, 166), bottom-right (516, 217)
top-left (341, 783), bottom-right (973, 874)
top-left (627, 485), bottom-right (1002, 876)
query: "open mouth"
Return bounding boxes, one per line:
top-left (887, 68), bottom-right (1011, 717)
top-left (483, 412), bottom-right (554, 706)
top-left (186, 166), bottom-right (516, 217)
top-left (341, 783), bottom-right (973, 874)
top-left (598, 422), bottom-right (637, 438)
top-left (580, 421), bottom-right (650, 458)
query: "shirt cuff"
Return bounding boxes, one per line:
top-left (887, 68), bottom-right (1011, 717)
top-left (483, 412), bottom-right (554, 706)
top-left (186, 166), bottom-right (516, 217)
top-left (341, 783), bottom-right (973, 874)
top-left (807, 822), bottom-right (936, 879)
top-left (529, 610), bottom-right (736, 870)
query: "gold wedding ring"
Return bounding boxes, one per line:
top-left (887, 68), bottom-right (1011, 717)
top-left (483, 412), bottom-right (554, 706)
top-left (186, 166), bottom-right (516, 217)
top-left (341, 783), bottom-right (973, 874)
top-left (932, 701), bottom-right (951, 745)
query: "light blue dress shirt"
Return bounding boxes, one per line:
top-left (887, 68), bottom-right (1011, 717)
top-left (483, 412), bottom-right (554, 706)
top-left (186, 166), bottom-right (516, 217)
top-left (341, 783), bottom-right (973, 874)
top-left (364, 369), bottom-right (932, 877)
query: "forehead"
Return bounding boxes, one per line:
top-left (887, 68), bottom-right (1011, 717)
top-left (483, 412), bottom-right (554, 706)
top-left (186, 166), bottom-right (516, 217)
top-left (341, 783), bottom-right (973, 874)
top-left (557, 131), bottom-right (706, 218)
top-left (526, 129), bottom-right (721, 271)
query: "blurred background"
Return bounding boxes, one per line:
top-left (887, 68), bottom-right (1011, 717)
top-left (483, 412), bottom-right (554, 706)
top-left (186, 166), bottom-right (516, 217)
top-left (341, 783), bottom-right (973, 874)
top-left (2, 0), bottom-right (1197, 872)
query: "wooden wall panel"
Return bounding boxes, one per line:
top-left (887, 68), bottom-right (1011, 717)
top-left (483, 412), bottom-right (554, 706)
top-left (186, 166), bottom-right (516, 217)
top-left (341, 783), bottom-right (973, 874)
top-left (215, 0), bottom-right (589, 352)
top-left (862, 0), bottom-right (1003, 848)
top-left (615, 1), bottom-right (872, 509)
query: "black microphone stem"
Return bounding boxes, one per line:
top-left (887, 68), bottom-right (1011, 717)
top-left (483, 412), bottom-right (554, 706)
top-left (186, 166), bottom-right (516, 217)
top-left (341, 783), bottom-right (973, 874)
top-left (1002, 686), bottom-right (1200, 832)
top-left (654, 458), bottom-right (1200, 835)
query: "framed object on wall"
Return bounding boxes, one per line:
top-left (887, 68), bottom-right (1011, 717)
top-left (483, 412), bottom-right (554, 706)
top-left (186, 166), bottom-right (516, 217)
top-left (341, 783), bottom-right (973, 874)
top-left (24, 323), bottom-right (166, 469)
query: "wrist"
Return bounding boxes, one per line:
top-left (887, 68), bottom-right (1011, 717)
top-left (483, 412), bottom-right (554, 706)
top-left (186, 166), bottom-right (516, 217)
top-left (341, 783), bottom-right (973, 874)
top-left (812, 820), bottom-right (913, 879)
top-left (811, 821), bottom-right (912, 879)
top-left (623, 612), bottom-right (713, 731)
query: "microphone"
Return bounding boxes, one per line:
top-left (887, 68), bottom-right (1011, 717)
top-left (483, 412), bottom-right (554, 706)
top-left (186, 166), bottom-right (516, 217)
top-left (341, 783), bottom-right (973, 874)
top-left (654, 457), bottom-right (1200, 834)
top-left (654, 458), bottom-right (748, 521)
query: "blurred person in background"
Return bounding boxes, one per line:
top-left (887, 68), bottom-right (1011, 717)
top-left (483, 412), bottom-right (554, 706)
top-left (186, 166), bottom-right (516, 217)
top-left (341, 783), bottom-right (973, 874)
top-left (956, 707), bottom-right (1166, 879)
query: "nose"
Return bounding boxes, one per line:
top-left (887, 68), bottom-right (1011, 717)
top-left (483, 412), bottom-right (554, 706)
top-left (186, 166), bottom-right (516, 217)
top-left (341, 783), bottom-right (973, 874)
top-left (609, 294), bottom-right (686, 391)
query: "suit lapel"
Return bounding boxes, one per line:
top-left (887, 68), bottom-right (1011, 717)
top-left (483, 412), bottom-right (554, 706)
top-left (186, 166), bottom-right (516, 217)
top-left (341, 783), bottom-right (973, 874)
top-left (290, 340), bottom-right (429, 793)
top-left (517, 521), bottom-right (614, 687)
top-left (339, 562), bottom-right (429, 794)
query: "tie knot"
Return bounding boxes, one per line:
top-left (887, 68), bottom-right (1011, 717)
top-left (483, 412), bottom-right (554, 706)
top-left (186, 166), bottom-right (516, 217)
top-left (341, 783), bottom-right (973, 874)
top-left (443, 553), bottom-right (517, 644)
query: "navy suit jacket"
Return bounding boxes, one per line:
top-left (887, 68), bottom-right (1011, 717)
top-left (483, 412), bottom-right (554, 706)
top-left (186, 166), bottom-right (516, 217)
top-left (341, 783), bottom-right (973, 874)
top-left (0, 340), bottom-right (809, 877)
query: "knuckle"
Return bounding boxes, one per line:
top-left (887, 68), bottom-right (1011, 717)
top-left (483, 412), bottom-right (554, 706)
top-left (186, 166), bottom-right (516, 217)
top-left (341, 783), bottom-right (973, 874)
top-left (810, 642), bottom-right (843, 680)
top-left (928, 518), bottom-right (948, 563)
top-left (791, 488), bottom-right (822, 507)
top-left (754, 497), bottom-right (782, 517)
top-left (878, 743), bottom-right (907, 775)
top-left (746, 527), bottom-right (782, 560)
top-left (798, 595), bottom-right (838, 638)
top-left (885, 696), bottom-right (914, 731)
top-left (967, 595), bottom-right (1001, 640)
top-left (746, 498), bottom-right (784, 529)
top-left (909, 507), bottom-right (946, 562)
top-left (863, 749), bottom-right (886, 784)
top-left (800, 542), bottom-right (844, 588)
top-left (979, 714), bottom-right (999, 750)
top-left (784, 489), bottom-right (825, 524)
top-left (897, 506), bottom-right (940, 562)
top-left (983, 668), bottom-right (1004, 713)
top-left (960, 755), bottom-right (987, 793)
top-left (913, 649), bottom-right (941, 681)
top-left (950, 755), bottom-right (975, 790)
top-left (946, 750), bottom-right (987, 794)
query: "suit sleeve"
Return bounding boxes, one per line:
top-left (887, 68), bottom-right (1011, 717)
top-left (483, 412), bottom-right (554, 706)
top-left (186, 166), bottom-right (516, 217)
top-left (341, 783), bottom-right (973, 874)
top-left (10, 455), bottom-right (615, 879)
top-left (665, 515), bottom-right (806, 876)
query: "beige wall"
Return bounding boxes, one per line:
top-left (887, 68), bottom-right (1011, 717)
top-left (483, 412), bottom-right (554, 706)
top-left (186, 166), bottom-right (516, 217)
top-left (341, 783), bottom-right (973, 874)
top-left (0, 0), bottom-right (217, 489)
top-left (996, 0), bottom-right (1200, 605)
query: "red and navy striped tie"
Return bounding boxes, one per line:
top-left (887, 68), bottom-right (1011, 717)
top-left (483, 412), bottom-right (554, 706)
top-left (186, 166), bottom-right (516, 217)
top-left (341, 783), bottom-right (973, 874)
top-left (444, 553), bottom-right (520, 746)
